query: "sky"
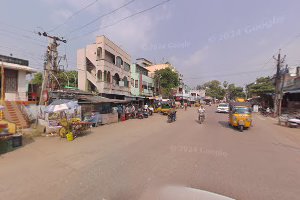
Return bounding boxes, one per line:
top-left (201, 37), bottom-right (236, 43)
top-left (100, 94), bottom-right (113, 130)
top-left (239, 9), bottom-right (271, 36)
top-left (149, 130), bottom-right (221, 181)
top-left (1, 0), bottom-right (300, 88)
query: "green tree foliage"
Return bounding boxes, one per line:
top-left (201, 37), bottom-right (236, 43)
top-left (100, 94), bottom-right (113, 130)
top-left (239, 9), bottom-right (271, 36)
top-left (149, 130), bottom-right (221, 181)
top-left (247, 76), bottom-right (275, 97)
top-left (154, 67), bottom-right (179, 98)
top-left (227, 83), bottom-right (245, 100)
top-left (201, 80), bottom-right (225, 100)
top-left (57, 70), bottom-right (78, 88)
top-left (223, 81), bottom-right (228, 89)
top-left (31, 72), bottom-right (43, 85)
top-left (31, 70), bottom-right (78, 88)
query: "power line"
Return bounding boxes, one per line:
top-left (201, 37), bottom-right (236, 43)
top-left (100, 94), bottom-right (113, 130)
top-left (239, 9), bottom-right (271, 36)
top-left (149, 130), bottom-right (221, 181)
top-left (184, 67), bottom-right (274, 80)
top-left (69, 0), bottom-right (171, 41)
top-left (0, 29), bottom-right (45, 45)
top-left (0, 31), bottom-right (47, 48)
top-left (67, 0), bottom-right (137, 36)
top-left (0, 20), bottom-right (34, 34)
top-left (48, 0), bottom-right (100, 32)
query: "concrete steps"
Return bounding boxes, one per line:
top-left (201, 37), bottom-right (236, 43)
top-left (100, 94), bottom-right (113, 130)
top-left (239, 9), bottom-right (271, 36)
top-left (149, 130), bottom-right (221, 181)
top-left (2, 101), bottom-right (30, 129)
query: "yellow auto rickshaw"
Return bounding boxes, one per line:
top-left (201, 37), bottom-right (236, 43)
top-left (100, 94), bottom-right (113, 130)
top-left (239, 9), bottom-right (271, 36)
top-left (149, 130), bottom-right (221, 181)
top-left (160, 103), bottom-right (172, 115)
top-left (228, 102), bottom-right (252, 132)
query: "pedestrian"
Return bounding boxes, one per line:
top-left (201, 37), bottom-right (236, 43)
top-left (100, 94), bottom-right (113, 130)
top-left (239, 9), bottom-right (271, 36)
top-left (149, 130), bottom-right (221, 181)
top-left (184, 102), bottom-right (187, 111)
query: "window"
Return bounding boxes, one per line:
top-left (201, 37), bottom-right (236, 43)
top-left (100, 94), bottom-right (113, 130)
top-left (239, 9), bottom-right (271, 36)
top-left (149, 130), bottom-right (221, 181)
top-left (131, 78), bottom-right (134, 87)
top-left (5, 69), bottom-right (18, 92)
top-left (143, 81), bottom-right (148, 90)
top-left (107, 71), bottom-right (111, 83)
top-left (105, 50), bottom-right (115, 64)
top-left (123, 76), bottom-right (129, 87)
top-left (113, 73), bottom-right (120, 85)
top-left (97, 70), bottom-right (102, 81)
top-left (104, 71), bottom-right (107, 82)
top-left (135, 80), bottom-right (138, 88)
top-left (96, 47), bottom-right (102, 60)
top-left (124, 62), bottom-right (130, 72)
top-left (116, 56), bottom-right (123, 67)
top-left (148, 83), bottom-right (153, 90)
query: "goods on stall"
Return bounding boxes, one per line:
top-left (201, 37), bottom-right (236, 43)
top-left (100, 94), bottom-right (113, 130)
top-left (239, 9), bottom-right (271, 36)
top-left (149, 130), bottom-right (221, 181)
top-left (66, 132), bottom-right (74, 141)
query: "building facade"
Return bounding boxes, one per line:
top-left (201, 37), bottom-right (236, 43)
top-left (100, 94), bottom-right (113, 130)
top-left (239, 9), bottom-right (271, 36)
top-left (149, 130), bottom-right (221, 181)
top-left (282, 66), bottom-right (300, 111)
top-left (0, 54), bottom-right (37, 101)
top-left (130, 62), bottom-right (154, 97)
top-left (77, 35), bottom-right (131, 99)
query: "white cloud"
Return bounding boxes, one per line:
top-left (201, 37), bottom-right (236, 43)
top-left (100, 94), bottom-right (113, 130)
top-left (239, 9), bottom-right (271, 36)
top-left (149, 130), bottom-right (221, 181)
top-left (50, 9), bottom-right (73, 24)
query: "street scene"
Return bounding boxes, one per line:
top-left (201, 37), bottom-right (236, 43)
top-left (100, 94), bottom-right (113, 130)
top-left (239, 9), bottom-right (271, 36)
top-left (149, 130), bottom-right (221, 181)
top-left (1, 0), bottom-right (300, 200)
top-left (1, 107), bottom-right (300, 200)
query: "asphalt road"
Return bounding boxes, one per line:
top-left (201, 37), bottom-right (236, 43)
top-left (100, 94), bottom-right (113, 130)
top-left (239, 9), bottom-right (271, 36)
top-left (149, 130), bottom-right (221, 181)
top-left (1, 105), bottom-right (300, 200)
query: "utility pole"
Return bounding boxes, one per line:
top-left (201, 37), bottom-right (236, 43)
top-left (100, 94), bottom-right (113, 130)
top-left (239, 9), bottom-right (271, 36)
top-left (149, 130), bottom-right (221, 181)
top-left (279, 64), bottom-right (288, 116)
top-left (273, 49), bottom-right (286, 117)
top-left (37, 32), bottom-right (66, 105)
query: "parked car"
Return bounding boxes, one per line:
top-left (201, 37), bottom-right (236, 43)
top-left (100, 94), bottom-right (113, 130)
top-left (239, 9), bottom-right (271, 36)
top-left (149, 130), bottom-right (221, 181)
top-left (217, 103), bottom-right (229, 113)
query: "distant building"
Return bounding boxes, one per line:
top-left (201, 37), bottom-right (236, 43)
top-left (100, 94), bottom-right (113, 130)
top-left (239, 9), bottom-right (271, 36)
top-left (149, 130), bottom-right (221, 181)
top-left (77, 35), bottom-right (131, 99)
top-left (130, 60), bottom-right (154, 98)
top-left (0, 54), bottom-right (37, 101)
top-left (145, 62), bottom-right (186, 98)
top-left (189, 89), bottom-right (206, 101)
top-left (282, 66), bottom-right (300, 111)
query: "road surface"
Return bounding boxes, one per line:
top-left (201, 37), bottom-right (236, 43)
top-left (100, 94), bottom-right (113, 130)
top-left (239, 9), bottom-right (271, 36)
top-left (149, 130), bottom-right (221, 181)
top-left (1, 105), bottom-right (300, 200)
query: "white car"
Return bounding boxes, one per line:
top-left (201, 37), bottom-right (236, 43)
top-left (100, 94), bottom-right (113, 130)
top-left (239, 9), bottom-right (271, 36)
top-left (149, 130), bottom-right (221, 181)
top-left (217, 103), bottom-right (229, 113)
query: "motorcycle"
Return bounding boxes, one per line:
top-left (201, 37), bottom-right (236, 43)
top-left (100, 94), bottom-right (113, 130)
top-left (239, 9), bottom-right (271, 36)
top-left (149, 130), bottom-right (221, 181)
top-left (167, 112), bottom-right (176, 123)
top-left (198, 113), bottom-right (205, 124)
top-left (143, 109), bottom-right (149, 118)
top-left (148, 107), bottom-right (154, 116)
top-left (136, 111), bottom-right (144, 119)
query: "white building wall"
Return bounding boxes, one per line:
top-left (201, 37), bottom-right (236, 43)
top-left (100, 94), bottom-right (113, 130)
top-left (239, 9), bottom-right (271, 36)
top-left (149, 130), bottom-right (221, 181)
top-left (77, 48), bottom-right (87, 91)
top-left (5, 70), bottom-right (28, 101)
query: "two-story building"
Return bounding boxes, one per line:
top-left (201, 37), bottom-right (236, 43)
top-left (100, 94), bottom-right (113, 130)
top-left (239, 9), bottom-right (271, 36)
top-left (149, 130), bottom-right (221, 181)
top-left (282, 66), bottom-right (300, 112)
top-left (130, 58), bottom-right (154, 98)
top-left (77, 35), bottom-right (131, 99)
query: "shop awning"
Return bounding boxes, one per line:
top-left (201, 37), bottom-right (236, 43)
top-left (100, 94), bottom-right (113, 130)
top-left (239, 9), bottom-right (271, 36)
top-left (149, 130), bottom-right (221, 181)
top-left (284, 89), bottom-right (300, 94)
top-left (78, 95), bottom-right (130, 104)
top-left (1, 61), bottom-right (37, 73)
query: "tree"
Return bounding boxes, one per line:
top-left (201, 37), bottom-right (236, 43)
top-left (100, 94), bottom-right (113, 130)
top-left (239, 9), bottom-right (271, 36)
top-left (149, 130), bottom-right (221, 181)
top-left (202, 80), bottom-right (225, 100)
top-left (227, 83), bottom-right (245, 100)
top-left (248, 76), bottom-right (275, 97)
top-left (57, 70), bottom-right (78, 88)
top-left (154, 67), bottom-right (179, 98)
top-left (31, 72), bottom-right (43, 85)
top-left (223, 81), bottom-right (228, 89)
top-left (30, 70), bottom-right (78, 88)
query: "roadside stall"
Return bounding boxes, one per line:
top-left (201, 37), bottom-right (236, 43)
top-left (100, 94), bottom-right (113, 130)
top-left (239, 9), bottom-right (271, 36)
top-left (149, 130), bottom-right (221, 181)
top-left (78, 95), bottom-right (128, 125)
top-left (43, 99), bottom-right (91, 140)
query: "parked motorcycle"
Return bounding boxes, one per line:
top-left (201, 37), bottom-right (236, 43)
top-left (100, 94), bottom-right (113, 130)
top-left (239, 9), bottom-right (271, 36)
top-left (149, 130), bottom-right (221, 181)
top-left (148, 107), bottom-right (154, 116)
top-left (136, 111), bottom-right (144, 119)
top-left (143, 109), bottom-right (149, 118)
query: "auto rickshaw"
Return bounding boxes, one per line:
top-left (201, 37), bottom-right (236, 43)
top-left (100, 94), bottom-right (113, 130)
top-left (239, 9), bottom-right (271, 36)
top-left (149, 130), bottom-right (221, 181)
top-left (160, 103), bottom-right (172, 115)
top-left (228, 102), bottom-right (252, 132)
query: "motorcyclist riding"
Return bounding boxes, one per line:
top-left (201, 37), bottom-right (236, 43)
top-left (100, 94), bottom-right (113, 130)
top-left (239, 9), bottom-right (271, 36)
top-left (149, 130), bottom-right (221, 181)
top-left (168, 107), bottom-right (177, 122)
top-left (198, 106), bottom-right (205, 122)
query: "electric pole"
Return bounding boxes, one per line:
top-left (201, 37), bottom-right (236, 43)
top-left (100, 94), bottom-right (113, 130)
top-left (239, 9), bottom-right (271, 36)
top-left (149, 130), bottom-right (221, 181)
top-left (38, 32), bottom-right (66, 105)
top-left (273, 49), bottom-right (286, 117)
top-left (279, 64), bottom-right (288, 116)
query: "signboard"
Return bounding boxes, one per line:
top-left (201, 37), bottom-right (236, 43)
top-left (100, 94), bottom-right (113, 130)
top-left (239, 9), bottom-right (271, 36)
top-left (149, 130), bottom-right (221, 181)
top-left (118, 81), bottom-right (124, 87)
top-left (0, 54), bottom-right (29, 66)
